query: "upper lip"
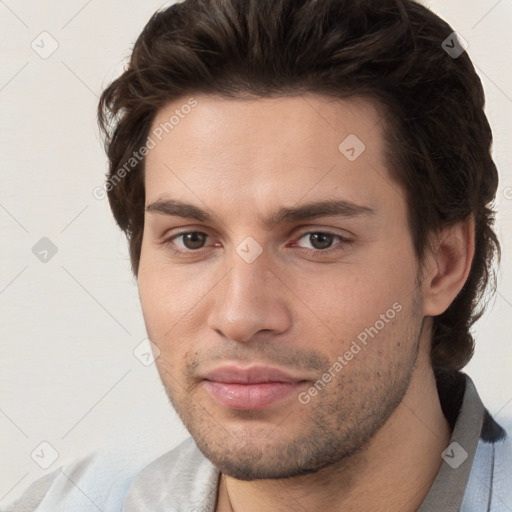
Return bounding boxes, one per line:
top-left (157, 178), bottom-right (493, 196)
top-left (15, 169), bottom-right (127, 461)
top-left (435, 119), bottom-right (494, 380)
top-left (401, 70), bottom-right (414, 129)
top-left (202, 365), bottom-right (306, 384)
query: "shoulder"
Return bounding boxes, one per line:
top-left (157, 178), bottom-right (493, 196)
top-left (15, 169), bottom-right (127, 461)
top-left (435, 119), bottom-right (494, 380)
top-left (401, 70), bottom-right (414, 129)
top-left (3, 438), bottom-right (219, 512)
top-left (122, 437), bottom-right (219, 512)
top-left (1, 441), bottom-right (169, 512)
top-left (462, 415), bottom-right (512, 511)
top-left (489, 417), bottom-right (512, 502)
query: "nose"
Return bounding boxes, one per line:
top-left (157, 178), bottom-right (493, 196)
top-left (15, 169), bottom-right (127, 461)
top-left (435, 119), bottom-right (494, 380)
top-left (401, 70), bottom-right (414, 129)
top-left (207, 248), bottom-right (292, 343)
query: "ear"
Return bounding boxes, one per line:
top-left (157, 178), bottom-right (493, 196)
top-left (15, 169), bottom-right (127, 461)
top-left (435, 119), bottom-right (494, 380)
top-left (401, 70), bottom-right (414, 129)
top-left (422, 214), bottom-right (475, 317)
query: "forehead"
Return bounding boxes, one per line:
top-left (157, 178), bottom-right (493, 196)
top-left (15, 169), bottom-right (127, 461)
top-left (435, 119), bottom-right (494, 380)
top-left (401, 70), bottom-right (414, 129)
top-left (144, 93), bottom-right (401, 219)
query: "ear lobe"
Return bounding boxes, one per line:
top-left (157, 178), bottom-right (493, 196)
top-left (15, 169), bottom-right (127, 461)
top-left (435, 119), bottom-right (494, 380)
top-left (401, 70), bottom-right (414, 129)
top-left (422, 215), bottom-right (475, 317)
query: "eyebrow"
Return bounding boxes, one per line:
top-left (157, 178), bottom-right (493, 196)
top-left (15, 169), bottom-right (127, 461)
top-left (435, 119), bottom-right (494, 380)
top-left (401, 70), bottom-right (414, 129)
top-left (146, 198), bottom-right (376, 226)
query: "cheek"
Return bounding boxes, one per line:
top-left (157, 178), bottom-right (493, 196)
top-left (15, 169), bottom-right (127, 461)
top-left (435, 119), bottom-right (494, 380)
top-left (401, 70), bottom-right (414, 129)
top-left (137, 271), bottom-right (191, 378)
top-left (290, 249), bottom-right (417, 341)
top-left (137, 253), bottom-right (215, 349)
top-left (137, 262), bottom-right (183, 341)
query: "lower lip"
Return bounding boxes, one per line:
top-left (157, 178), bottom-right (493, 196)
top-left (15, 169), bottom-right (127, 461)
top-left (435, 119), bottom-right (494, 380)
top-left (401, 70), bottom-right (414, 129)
top-left (203, 381), bottom-right (305, 410)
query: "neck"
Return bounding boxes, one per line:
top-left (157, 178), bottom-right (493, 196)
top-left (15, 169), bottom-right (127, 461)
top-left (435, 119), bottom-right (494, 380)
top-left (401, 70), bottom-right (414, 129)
top-left (216, 348), bottom-right (451, 512)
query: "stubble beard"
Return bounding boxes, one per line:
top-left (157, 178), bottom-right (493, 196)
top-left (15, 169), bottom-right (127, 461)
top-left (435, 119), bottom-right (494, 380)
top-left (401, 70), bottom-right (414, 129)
top-left (158, 295), bottom-right (424, 481)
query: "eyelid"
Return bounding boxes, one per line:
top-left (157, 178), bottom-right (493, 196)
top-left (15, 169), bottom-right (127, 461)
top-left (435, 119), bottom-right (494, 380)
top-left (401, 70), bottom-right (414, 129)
top-left (293, 227), bottom-right (353, 240)
top-left (162, 224), bottom-right (353, 241)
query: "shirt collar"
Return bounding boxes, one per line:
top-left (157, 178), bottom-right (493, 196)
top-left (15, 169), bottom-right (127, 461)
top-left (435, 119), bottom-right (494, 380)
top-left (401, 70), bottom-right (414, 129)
top-left (418, 372), bottom-right (487, 511)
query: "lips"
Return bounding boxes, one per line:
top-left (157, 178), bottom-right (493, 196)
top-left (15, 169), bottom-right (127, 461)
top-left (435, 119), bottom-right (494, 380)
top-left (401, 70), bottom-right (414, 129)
top-left (203, 365), bottom-right (303, 384)
top-left (201, 365), bottom-right (308, 410)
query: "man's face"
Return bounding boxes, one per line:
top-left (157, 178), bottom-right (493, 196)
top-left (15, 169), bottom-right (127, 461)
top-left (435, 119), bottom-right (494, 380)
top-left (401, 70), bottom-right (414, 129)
top-left (138, 94), bottom-right (425, 480)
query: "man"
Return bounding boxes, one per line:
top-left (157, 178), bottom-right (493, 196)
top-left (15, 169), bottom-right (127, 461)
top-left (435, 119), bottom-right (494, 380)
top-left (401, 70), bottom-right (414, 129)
top-left (7, 0), bottom-right (511, 510)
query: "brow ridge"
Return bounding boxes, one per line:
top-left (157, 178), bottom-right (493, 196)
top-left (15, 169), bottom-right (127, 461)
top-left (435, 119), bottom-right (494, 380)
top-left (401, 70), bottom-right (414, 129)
top-left (145, 198), bottom-right (376, 225)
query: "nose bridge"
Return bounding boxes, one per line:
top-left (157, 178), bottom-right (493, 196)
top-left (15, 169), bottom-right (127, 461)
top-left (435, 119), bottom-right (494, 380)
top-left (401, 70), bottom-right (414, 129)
top-left (207, 244), bottom-right (291, 342)
top-left (228, 248), bottom-right (269, 304)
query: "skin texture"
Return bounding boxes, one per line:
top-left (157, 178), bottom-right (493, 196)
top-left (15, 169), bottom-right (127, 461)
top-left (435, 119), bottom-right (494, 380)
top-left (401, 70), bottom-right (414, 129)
top-left (137, 94), bottom-right (474, 512)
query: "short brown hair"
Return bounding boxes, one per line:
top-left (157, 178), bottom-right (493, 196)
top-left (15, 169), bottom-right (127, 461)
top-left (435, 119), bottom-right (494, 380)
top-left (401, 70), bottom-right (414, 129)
top-left (98, 0), bottom-right (500, 379)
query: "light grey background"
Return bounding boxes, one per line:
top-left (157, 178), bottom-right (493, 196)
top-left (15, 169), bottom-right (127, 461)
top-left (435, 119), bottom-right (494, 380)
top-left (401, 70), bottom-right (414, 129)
top-left (1, 0), bottom-right (511, 505)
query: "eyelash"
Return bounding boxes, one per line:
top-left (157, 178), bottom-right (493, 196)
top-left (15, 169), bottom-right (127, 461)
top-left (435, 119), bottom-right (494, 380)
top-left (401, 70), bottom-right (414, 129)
top-left (162, 230), bottom-right (353, 258)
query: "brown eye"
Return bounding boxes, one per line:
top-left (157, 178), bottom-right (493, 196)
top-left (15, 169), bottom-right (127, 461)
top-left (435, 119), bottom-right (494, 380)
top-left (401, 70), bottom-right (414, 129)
top-left (308, 233), bottom-right (335, 250)
top-left (176, 232), bottom-right (208, 250)
top-left (292, 231), bottom-right (353, 256)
